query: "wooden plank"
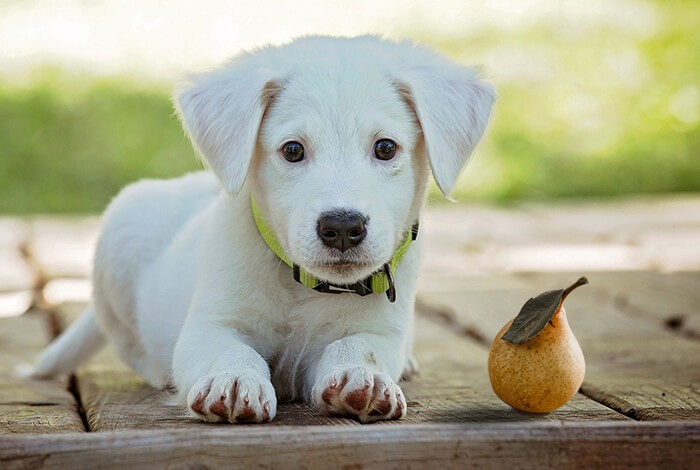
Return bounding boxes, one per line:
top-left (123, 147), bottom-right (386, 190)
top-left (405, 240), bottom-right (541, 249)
top-left (0, 405), bottom-right (84, 436)
top-left (29, 217), bottom-right (99, 279)
top-left (0, 422), bottom-right (697, 469)
top-left (579, 335), bottom-right (700, 421)
top-left (56, 303), bottom-right (360, 430)
top-left (401, 314), bottom-right (628, 423)
top-left (591, 271), bottom-right (700, 340)
top-left (0, 312), bottom-right (85, 434)
top-left (58, 300), bottom-right (625, 431)
top-left (519, 272), bottom-right (700, 421)
top-left (78, 367), bottom-right (361, 430)
top-left (419, 271), bottom-right (700, 421)
top-left (0, 218), bottom-right (33, 292)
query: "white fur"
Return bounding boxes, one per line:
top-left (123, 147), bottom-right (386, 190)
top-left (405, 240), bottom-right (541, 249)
top-left (32, 36), bottom-right (494, 423)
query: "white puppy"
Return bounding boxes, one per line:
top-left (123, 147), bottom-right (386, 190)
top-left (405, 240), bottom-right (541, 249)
top-left (32, 36), bottom-right (494, 423)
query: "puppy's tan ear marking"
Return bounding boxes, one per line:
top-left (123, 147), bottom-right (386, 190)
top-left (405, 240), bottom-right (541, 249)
top-left (175, 54), bottom-right (281, 195)
top-left (397, 63), bottom-right (496, 196)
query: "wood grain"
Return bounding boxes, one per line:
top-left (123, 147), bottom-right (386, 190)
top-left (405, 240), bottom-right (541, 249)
top-left (56, 302), bottom-right (625, 432)
top-left (594, 271), bottom-right (700, 340)
top-left (56, 303), bottom-right (360, 429)
top-left (418, 271), bottom-right (700, 420)
top-left (78, 368), bottom-right (362, 430)
top-left (1, 422), bottom-right (697, 469)
top-left (0, 312), bottom-right (85, 434)
top-left (2, 272), bottom-right (697, 467)
top-left (401, 313), bottom-right (628, 423)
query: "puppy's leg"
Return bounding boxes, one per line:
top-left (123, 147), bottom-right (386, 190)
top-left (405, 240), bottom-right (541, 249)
top-left (310, 333), bottom-right (406, 423)
top-left (401, 355), bottom-right (420, 381)
top-left (173, 322), bottom-right (276, 424)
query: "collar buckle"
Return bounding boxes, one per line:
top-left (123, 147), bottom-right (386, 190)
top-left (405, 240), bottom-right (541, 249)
top-left (411, 222), bottom-right (419, 241)
top-left (382, 263), bottom-right (396, 302)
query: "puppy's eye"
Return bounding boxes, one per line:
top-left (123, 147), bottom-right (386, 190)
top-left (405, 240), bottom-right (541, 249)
top-left (281, 141), bottom-right (305, 162)
top-left (373, 139), bottom-right (397, 161)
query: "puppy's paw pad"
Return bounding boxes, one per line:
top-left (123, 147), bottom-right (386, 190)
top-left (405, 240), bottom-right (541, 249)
top-left (344, 386), bottom-right (371, 412)
top-left (187, 372), bottom-right (276, 424)
top-left (312, 366), bottom-right (406, 423)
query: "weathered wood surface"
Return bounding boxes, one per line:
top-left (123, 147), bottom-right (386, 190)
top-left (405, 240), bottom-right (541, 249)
top-left (28, 217), bottom-right (99, 280)
top-left (1, 422), bottom-right (698, 469)
top-left (0, 313), bottom-right (84, 434)
top-left (593, 271), bottom-right (700, 339)
top-left (78, 368), bottom-right (360, 430)
top-left (55, 302), bottom-right (626, 432)
top-left (402, 315), bottom-right (627, 423)
top-left (0, 271), bottom-right (697, 467)
top-left (1, 199), bottom-right (699, 468)
top-left (419, 271), bottom-right (700, 421)
top-left (56, 303), bottom-right (361, 430)
top-left (1, 269), bottom-right (698, 467)
top-left (0, 219), bottom-right (33, 293)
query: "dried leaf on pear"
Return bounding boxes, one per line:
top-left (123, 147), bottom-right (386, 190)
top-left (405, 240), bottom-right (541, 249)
top-left (501, 277), bottom-right (588, 344)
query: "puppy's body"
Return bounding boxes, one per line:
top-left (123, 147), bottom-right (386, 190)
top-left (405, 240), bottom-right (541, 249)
top-left (33, 36), bottom-right (494, 423)
top-left (91, 171), bottom-right (420, 398)
top-left (94, 172), bottom-right (220, 388)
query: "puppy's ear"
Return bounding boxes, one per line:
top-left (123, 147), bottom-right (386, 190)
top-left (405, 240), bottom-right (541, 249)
top-left (175, 54), bottom-right (279, 194)
top-left (397, 60), bottom-right (496, 196)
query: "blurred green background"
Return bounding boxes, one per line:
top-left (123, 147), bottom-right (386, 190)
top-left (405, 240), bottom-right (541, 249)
top-left (1, 0), bottom-right (698, 213)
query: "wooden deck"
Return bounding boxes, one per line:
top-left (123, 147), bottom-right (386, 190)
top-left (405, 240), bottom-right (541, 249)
top-left (1, 197), bottom-right (699, 468)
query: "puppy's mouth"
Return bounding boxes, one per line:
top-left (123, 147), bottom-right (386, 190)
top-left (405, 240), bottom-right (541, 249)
top-left (321, 260), bottom-right (372, 275)
top-left (305, 252), bottom-right (381, 284)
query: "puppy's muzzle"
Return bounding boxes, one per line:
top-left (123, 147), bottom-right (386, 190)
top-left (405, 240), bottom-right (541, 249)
top-left (316, 210), bottom-right (367, 252)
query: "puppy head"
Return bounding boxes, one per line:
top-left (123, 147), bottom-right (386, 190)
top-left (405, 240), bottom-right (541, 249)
top-left (176, 36), bottom-right (495, 284)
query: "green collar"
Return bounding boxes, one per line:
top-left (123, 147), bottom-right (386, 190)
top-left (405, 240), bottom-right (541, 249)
top-left (251, 198), bottom-right (418, 302)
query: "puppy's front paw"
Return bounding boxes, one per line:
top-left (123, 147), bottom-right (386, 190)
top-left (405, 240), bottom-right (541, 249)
top-left (187, 371), bottom-right (276, 423)
top-left (312, 366), bottom-right (406, 423)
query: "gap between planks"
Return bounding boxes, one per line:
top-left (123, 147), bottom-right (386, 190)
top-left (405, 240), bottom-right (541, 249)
top-left (0, 312), bottom-right (85, 434)
top-left (43, 306), bottom-right (92, 433)
top-left (67, 375), bottom-right (91, 433)
top-left (414, 291), bottom-right (641, 420)
top-left (416, 271), bottom-right (700, 422)
top-left (53, 298), bottom-right (626, 432)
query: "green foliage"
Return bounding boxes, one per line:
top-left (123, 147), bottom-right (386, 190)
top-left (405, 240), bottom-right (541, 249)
top-left (1, 1), bottom-right (699, 212)
top-left (0, 75), bottom-right (199, 213)
top-left (427, 0), bottom-right (700, 202)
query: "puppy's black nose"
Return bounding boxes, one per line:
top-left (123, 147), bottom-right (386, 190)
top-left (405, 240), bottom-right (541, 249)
top-left (317, 211), bottom-right (367, 252)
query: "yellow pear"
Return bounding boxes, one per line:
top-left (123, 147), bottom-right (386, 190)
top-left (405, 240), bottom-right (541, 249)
top-left (488, 277), bottom-right (587, 413)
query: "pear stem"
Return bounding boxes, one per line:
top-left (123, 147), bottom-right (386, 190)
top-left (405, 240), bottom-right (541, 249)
top-left (562, 276), bottom-right (589, 302)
